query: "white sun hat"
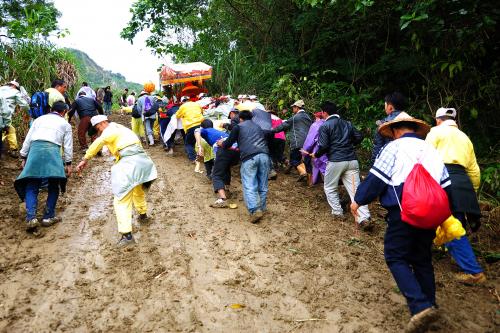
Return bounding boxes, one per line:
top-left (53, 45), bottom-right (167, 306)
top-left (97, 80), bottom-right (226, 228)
top-left (91, 115), bottom-right (108, 127)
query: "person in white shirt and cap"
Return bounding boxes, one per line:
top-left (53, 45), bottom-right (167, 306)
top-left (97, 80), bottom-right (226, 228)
top-left (14, 101), bottom-right (73, 234)
top-left (76, 115), bottom-right (157, 247)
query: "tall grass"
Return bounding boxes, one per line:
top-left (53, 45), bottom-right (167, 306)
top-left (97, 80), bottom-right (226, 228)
top-left (0, 39), bottom-right (79, 139)
top-left (0, 40), bottom-right (76, 93)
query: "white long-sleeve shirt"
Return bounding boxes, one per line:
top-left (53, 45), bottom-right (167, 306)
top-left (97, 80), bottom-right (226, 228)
top-left (20, 113), bottom-right (73, 163)
top-left (0, 85), bottom-right (29, 128)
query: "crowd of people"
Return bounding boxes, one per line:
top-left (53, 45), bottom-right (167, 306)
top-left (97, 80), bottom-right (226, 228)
top-left (0, 79), bottom-right (487, 332)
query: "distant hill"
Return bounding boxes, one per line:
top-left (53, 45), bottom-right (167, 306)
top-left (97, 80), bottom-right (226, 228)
top-left (66, 48), bottom-right (143, 93)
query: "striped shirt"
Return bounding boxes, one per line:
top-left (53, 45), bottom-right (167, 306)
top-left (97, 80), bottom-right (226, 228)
top-left (355, 133), bottom-right (450, 209)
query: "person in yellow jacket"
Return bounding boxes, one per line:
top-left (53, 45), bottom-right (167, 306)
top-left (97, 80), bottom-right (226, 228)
top-left (426, 107), bottom-right (485, 284)
top-left (175, 96), bottom-right (204, 161)
top-left (45, 79), bottom-right (67, 107)
top-left (76, 115), bottom-right (157, 247)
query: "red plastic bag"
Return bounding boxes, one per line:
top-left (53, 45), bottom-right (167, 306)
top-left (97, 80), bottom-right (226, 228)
top-left (400, 163), bottom-right (451, 229)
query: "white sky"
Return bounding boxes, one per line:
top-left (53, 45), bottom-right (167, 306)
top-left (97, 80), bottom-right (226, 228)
top-left (50, 0), bottom-right (168, 84)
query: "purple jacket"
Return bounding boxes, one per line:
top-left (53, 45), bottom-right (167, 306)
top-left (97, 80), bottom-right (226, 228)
top-left (302, 119), bottom-right (328, 184)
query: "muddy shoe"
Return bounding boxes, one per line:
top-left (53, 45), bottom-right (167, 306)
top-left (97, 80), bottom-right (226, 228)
top-left (8, 150), bottom-right (19, 158)
top-left (116, 234), bottom-right (136, 248)
top-left (332, 213), bottom-right (347, 222)
top-left (249, 210), bottom-right (264, 224)
top-left (138, 213), bottom-right (150, 223)
top-left (455, 272), bottom-right (486, 284)
top-left (268, 169), bottom-right (278, 180)
top-left (284, 164), bottom-right (293, 174)
top-left (40, 217), bottom-right (62, 227)
top-left (297, 173), bottom-right (308, 182)
top-left (26, 218), bottom-right (40, 233)
top-left (359, 219), bottom-right (375, 232)
top-left (210, 198), bottom-right (228, 208)
top-left (405, 307), bottom-right (438, 333)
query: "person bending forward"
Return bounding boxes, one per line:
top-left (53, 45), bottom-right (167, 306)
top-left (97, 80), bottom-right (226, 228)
top-left (76, 115), bottom-right (157, 247)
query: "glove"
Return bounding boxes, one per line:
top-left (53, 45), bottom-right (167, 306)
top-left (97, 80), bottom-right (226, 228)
top-left (434, 215), bottom-right (466, 246)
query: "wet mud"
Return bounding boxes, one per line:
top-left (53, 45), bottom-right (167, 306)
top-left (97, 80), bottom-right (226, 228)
top-left (0, 115), bottom-right (498, 332)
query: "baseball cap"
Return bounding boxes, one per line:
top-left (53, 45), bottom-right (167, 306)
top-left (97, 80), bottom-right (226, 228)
top-left (435, 107), bottom-right (457, 119)
top-left (291, 100), bottom-right (305, 108)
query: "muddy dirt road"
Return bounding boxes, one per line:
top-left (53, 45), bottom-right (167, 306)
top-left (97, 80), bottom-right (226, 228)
top-left (0, 115), bottom-right (498, 332)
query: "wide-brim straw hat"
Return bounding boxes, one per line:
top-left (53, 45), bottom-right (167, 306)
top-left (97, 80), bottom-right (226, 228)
top-left (378, 112), bottom-right (431, 139)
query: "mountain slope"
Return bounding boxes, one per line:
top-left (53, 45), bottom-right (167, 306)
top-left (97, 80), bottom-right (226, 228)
top-left (66, 48), bottom-right (143, 93)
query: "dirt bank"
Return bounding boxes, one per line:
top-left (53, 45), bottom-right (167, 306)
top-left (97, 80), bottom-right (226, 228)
top-left (0, 115), bottom-right (498, 332)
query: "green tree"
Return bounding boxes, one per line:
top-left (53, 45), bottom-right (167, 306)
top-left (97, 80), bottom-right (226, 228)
top-left (0, 0), bottom-right (61, 39)
top-left (122, 0), bottom-right (500, 160)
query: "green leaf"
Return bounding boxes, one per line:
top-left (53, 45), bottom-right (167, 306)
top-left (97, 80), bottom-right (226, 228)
top-left (470, 108), bottom-right (478, 119)
top-left (400, 21), bottom-right (411, 30)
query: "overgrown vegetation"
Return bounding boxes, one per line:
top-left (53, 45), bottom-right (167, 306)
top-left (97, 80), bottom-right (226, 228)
top-left (122, 0), bottom-right (500, 200)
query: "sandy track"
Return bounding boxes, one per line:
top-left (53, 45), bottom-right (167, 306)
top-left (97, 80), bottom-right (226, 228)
top-left (0, 116), bottom-right (498, 332)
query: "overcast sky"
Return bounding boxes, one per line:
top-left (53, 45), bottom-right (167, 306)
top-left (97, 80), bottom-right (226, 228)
top-left (51, 0), bottom-right (168, 84)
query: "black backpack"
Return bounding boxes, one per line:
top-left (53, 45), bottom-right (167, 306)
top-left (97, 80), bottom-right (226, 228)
top-left (131, 103), bottom-right (141, 118)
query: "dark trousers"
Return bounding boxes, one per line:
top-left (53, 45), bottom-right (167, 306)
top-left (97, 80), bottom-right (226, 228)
top-left (269, 138), bottom-right (286, 166)
top-left (384, 209), bottom-right (436, 315)
top-left (185, 126), bottom-right (200, 161)
top-left (78, 116), bottom-right (96, 149)
top-left (289, 148), bottom-right (303, 167)
top-left (204, 159), bottom-right (214, 179)
top-left (25, 178), bottom-right (60, 221)
top-left (212, 149), bottom-right (240, 192)
top-left (159, 117), bottom-right (171, 147)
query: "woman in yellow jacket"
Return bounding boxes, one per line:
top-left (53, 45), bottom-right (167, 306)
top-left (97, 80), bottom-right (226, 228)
top-left (176, 96), bottom-right (204, 161)
top-left (76, 115), bottom-right (157, 247)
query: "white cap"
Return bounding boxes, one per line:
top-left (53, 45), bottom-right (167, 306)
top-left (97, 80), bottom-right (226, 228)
top-left (198, 93), bottom-right (206, 98)
top-left (8, 80), bottom-right (20, 89)
top-left (91, 115), bottom-right (108, 127)
top-left (291, 99), bottom-right (305, 108)
top-left (180, 96), bottom-right (190, 103)
top-left (435, 107), bottom-right (457, 119)
top-left (237, 94), bottom-right (243, 99)
top-left (249, 95), bottom-right (257, 100)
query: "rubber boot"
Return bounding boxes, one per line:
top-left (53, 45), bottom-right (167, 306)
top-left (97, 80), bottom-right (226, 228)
top-left (296, 163), bottom-right (307, 182)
